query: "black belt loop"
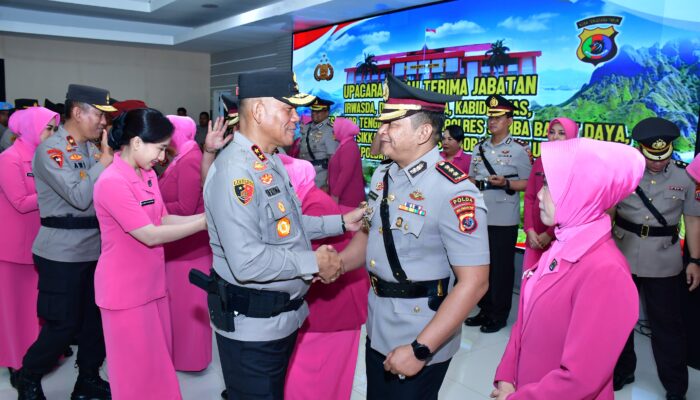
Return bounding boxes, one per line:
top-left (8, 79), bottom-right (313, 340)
top-left (40, 216), bottom-right (99, 230)
top-left (614, 215), bottom-right (679, 243)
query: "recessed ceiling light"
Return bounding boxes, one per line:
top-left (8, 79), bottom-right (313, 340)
top-left (202, 3), bottom-right (219, 9)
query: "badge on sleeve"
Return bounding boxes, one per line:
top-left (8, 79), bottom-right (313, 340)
top-left (450, 195), bottom-right (477, 234)
top-left (233, 178), bottom-right (255, 205)
top-left (47, 149), bottom-right (64, 168)
top-left (276, 217), bottom-right (291, 237)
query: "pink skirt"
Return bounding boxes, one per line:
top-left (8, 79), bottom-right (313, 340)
top-left (0, 261), bottom-right (41, 369)
top-left (284, 329), bottom-right (361, 400)
top-left (100, 297), bottom-right (182, 400)
top-left (165, 255), bottom-right (213, 371)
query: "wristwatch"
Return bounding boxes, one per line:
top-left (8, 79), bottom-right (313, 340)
top-left (411, 340), bottom-right (432, 361)
top-left (689, 257), bottom-right (700, 265)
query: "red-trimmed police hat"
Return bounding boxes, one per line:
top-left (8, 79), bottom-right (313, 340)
top-left (485, 95), bottom-right (515, 117)
top-left (309, 98), bottom-right (334, 111)
top-left (631, 117), bottom-right (679, 161)
top-left (237, 71), bottom-right (315, 107)
top-left (377, 74), bottom-right (460, 122)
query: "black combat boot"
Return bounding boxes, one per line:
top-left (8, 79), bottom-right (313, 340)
top-left (16, 369), bottom-right (46, 400)
top-left (71, 369), bottom-right (112, 400)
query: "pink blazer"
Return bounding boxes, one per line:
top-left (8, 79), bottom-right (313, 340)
top-left (159, 146), bottom-right (210, 261)
top-left (327, 140), bottom-right (366, 208)
top-left (0, 140), bottom-right (40, 264)
top-left (494, 236), bottom-right (638, 400)
top-left (301, 187), bottom-right (369, 332)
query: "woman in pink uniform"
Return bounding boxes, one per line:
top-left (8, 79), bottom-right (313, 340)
top-left (327, 117), bottom-right (366, 208)
top-left (522, 117), bottom-right (578, 270)
top-left (94, 108), bottom-right (206, 400)
top-left (440, 125), bottom-right (471, 172)
top-left (281, 155), bottom-right (369, 400)
top-left (491, 138), bottom-right (643, 400)
top-left (160, 115), bottom-right (212, 371)
top-left (0, 107), bottom-right (59, 380)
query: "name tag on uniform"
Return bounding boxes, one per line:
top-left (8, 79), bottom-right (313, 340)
top-left (265, 186), bottom-right (281, 197)
top-left (26, 172), bottom-right (34, 177)
top-left (140, 199), bottom-right (155, 206)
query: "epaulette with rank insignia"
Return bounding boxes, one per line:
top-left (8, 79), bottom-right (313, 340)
top-left (674, 159), bottom-right (688, 169)
top-left (436, 161), bottom-right (468, 183)
top-left (514, 138), bottom-right (530, 147)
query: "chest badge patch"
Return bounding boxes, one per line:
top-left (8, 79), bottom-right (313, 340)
top-left (260, 173), bottom-right (273, 185)
top-left (398, 202), bottom-right (426, 216)
top-left (47, 149), bottom-right (64, 168)
top-left (233, 178), bottom-right (255, 206)
top-left (277, 217), bottom-right (291, 237)
top-left (79, 170), bottom-right (87, 180)
top-left (409, 190), bottom-right (424, 201)
top-left (277, 201), bottom-right (286, 213)
top-left (253, 161), bottom-right (267, 171)
top-left (69, 153), bottom-right (83, 161)
top-left (375, 181), bottom-right (384, 191)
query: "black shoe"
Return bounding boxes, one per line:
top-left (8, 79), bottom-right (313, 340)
top-left (666, 394), bottom-right (686, 400)
top-left (9, 367), bottom-right (18, 388)
top-left (480, 320), bottom-right (506, 333)
top-left (71, 371), bottom-right (112, 400)
top-left (16, 369), bottom-right (46, 400)
top-left (612, 373), bottom-right (634, 391)
top-left (221, 389), bottom-right (228, 399)
top-left (465, 313), bottom-right (490, 327)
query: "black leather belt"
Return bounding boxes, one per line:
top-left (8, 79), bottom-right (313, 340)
top-left (614, 215), bottom-right (679, 240)
top-left (213, 271), bottom-right (304, 318)
top-left (369, 272), bottom-right (448, 299)
top-left (40, 216), bottom-right (99, 230)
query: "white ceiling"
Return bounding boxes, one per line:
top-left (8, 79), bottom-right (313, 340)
top-left (0, 0), bottom-right (444, 53)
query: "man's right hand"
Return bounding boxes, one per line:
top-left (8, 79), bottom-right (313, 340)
top-left (99, 128), bottom-right (114, 167)
top-left (316, 244), bottom-right (343, 283)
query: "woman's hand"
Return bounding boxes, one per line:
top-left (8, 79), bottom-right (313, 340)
top-left (491, 381), bottom-right (515, 399)
top-left (526, 229), bottom-right (542, 249)
top-left (538, 232), bottom-right (552, 249)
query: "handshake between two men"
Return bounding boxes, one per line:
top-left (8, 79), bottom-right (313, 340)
top-left (313, 206), bottom-right (366, 284)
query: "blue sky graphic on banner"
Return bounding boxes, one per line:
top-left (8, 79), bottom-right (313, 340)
top-left (293, 0), bottom-right (700, 167)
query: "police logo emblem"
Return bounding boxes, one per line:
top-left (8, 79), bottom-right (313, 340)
top-left (47, 149), bottom-right (64, 168)
top-left (233, 178), bottom-right (254, 205)
top-left (276, 217), bottom-right (291, 237)
top-left (576, 16), bottom-right (622, 66)
top-left (260, 173), bottom-right (273, 185)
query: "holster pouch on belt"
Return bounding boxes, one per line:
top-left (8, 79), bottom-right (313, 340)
top-left (369, 273), bottom-right (449, 312)
top-left (189, 269), bottom-right (236, 332)
top-left (311, 159), bottom-right (329, 169)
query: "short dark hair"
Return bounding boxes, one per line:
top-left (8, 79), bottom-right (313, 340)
top-left (177, 107), bottom-right (187, 113)
top-left (444, 124), bottom-right (464, 142)
top-left (64, 100), bottom-right (92, 121)
top-left (108, 108), bottom-right (173, 150)
top-left (200, 111), bottom-right (210, 119)
top-left (410, 111), bottom-right (445, 144)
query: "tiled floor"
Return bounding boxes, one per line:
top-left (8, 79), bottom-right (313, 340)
top-left (1, 299), bottom-right (698, 399)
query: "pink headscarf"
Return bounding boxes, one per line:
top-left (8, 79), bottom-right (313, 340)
top-left (539, 138), bottom-right (644, 266)
top-left (549, 117), bottom-right (578, 140)
top-left (333, 117), bottom-right (359, 145)
top-left (166, 115), bottom-right (198, 165)
top-left (278, 154), bottom-right (316, 201)
top-left (8, 107), bottom-right (60, 149)
top-left (687, 154), bottom-right (700, 182)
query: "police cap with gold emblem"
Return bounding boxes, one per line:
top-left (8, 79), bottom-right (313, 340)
top-left (14, 99), bottom-right (39, 109)
top-left (221, 93), bottom-right (239, 127)
top-left (377, 74), bottom-right (460, 122)
top-left (66, 84), bottom-right (118, 112)
top-left (44, 99), bottom-right (65, 116)
top-left (485, 95), bottom-right (515, 117)
top-left (309, 97), bottom-right (334, 111)
top-left (631, 117), bottom-right (679, 161)
top-left (238, 71), bottom-right (316, 107)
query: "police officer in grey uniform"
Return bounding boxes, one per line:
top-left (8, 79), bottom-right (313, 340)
top-left (612, 117), bottom-right (700, 400)
top-left (0, 99), bottom-right (39, 152)
top-left (298, 97), bottom-right (337, 189)
top-left (339, 74), bottom-right (490, 399)
top-left (465, 95), bottom-right (531, 333)
top-left (16, 85), bottom-right (115, 400)
top-left (200, 71), bottom-right (363, 400)
top-left (0, 101), bottom-right (14, 149)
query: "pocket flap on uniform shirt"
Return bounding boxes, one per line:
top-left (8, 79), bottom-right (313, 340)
top-left (268, 198), bottom-right (290, 220)
top-left (391, 297), bottom-right (432, 318)
top-left (389, 213), bottom-right (425, 237)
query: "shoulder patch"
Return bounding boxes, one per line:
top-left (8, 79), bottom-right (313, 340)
top-left (47, 149), bottom-right (64, 168)
top-left (436, 161), bottom-right (468, 183)
top-left (233, 178), bottom-right (255, 205)
top-left (674, 159), bottom-right (688, 169)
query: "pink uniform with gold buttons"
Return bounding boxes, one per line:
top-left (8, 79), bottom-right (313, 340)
top-left (94, 152), bottom-right (181, 400)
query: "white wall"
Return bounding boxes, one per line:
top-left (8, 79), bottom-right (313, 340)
top-left (0, 35), bottom-right (211, 117)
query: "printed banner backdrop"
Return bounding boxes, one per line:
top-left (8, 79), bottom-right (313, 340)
top-left (293, 0), bottom-right (700, 178)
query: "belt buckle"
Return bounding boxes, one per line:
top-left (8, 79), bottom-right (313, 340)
top-left (370, 275), bottom-right (378, 295)
top-left (640, 224), bottom-right (649, 238)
